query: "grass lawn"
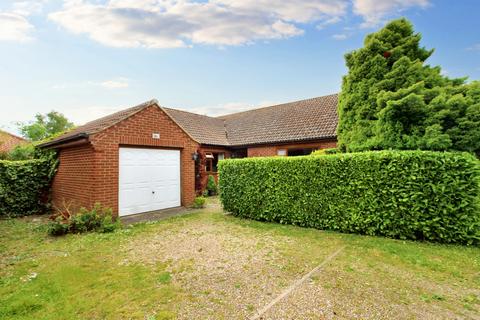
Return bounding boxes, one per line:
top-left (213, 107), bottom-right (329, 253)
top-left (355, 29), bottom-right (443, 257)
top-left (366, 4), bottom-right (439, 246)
top-left (1, 199), bottom-right (479, 319)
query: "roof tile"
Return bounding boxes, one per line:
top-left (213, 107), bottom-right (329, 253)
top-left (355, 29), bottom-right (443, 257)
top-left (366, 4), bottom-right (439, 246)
top-left (42, 94), bottom-right (338, 147)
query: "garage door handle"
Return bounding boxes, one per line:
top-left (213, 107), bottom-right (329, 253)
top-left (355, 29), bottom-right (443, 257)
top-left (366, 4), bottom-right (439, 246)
top-left (152, 191), bottom-right (155, 194)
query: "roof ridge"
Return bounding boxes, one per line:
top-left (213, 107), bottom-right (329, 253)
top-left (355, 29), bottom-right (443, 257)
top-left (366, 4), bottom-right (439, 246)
top-left (217, 93), bottom-right (339, 119)
top-left (89, 99), bottom-right (157, 125)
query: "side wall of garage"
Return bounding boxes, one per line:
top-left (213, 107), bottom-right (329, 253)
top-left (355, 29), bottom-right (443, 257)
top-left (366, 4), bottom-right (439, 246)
top-left (51, 144), bottom-right (96, 212)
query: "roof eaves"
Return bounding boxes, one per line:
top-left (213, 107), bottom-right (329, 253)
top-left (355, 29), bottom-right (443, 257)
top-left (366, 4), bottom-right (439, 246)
top-left (38, 132), bottom-right (89, 148)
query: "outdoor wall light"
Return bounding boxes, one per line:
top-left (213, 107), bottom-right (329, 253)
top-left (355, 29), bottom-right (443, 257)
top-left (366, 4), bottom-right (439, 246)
top-left (192, 152), bottom-right (199, 161)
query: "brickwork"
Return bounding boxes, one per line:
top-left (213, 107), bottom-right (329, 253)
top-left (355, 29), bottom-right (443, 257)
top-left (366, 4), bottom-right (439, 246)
top-left (247, 140), bottom-right (337, 157)
top-left (51, 144), bottom-right (95, 212)
top-left (0, 131), bottom-right (26, 153)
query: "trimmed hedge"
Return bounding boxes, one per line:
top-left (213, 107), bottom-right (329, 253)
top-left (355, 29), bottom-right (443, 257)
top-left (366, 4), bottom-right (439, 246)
top-left (219, 151), bottom-right (480, 244)
top-left (0, 159), bottom-right (56, 217)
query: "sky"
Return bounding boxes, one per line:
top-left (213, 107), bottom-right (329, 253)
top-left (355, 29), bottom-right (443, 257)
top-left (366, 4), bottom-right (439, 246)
top-left (0, 0), bottom-right (479, 134)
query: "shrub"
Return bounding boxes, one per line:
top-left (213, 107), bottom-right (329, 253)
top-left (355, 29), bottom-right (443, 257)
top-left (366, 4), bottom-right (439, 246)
top-left (0, 159), bottom-right (57, 217)
top-left (311, 148), bottom-right (339, 156)
top-left (8, 144), bottom-right (36, 160)
top-left (193, 196), bottom-right (206, 209)
top-left (47, 203), bottom-right (120, 236)
top-left (219, 151), bottom-right (480, 245)
top-left (207, 175), bottom-right (218, 196)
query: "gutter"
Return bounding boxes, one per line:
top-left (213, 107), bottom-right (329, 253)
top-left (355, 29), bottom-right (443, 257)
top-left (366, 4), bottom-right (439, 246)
top-left (38, 132), bottom-right (89, 149)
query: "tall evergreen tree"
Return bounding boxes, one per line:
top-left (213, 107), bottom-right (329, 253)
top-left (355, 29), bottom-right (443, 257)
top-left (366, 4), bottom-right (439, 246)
top-left (337, 18), bottom-right (480, 156)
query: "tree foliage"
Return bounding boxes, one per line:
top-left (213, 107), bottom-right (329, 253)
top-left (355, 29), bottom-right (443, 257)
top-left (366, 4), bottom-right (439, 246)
top-left (337, 18), bottom-right (480, 156)
top-left (17, 111), bottom-right (74, 141)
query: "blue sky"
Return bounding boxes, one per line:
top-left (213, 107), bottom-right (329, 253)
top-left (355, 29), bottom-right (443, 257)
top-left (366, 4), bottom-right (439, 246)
top-left (0, 0), bottom-right (479, 134)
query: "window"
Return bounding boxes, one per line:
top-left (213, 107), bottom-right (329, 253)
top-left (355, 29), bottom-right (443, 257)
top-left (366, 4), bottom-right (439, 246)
top-left (205, 152), bottom-right (224, 173)
top-left (231, 149), bottom-right (247, 158)
top-left (277, 149), bottom-right (287, 156)
top-left (287, 148), bottom-right (317, 157)
top-left (206, 158), bottom-right (213, 172)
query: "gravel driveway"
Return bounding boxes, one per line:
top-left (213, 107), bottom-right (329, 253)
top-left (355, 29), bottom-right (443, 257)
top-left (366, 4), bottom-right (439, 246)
top-left (119, 202), bottom-right (480, 320)
top-left (121, 213), bottom-right (344, 319)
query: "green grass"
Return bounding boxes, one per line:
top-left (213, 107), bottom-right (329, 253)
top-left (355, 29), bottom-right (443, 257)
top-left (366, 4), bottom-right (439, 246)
top-left (1, 202), bottom-right (479, 319)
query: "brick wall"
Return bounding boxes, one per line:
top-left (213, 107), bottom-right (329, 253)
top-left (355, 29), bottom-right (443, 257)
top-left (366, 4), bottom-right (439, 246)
top-left (53, 105), bottom-right (199, 216)
top-left (51, 144), bottom-right (95, 212)
top-left (247, 146), bottom-right (277, 157)
top-left (0, 132), bottom-right (26, 153)
top-left (247, 140), bottom-right (337, 157)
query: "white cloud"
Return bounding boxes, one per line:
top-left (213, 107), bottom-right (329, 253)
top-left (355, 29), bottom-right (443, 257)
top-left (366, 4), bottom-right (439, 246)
top-left (49, 0), bottom-right (347, 48)
top-left (189, 100), bottom-right (279, 117)
top-left (316, 16), bottom-right (342, 30)
top-left (0, 1), bottom-right (50, 42)
top-left (99, 78), bottom-right (129, 89)
top-left (353, 0), bottom-right (430, 27)
top-left (12, 1), bottom-right (47, 16)
top-left (332, 33), bottom-right (348, 40)
top-left (0, 12), bottom-right (34, 42)
top-left (467, 44), bottom-right (480, 51)
top-left (52, 78), bottom-right (130, 90)
top-left (66, 105), bottom-right (127, 125)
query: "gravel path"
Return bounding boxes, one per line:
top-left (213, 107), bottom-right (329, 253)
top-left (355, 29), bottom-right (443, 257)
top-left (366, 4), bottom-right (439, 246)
top-left (121, 215), bottom-right (341, 319)
top-left (120, 208), bottom-right (479, 319)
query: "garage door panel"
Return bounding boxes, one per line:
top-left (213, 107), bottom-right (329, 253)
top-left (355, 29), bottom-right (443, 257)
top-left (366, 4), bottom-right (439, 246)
top-left (119, 148), bottom-right (181, 216)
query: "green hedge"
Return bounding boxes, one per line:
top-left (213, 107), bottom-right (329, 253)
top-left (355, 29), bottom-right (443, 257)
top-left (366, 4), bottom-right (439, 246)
top-left (0, 159), bottom-right (56, 217)
top-left (219, 151), bottom-right (480, 244)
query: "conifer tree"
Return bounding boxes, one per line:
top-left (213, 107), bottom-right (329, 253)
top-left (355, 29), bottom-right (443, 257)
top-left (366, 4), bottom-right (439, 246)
top-left (337, 18), bottom-right (480, 156)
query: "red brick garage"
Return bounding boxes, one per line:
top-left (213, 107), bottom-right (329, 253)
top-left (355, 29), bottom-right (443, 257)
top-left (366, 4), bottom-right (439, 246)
top-left (41, 100), bottom-right (199, 216)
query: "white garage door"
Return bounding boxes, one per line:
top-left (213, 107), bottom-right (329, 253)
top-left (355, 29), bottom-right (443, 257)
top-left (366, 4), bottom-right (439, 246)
top-left (119, 148), bottom-right (181, 216)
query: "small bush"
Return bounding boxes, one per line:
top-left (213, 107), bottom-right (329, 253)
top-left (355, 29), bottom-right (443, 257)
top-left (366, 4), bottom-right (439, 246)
top-left (219, 150), bottom-right (480, 245)
top-left (193, 196), bottom-right (206, 209)
top-left (207, 175), bottom-right (218, 196)
top-left (8, 144), bottom-right (36, 160)
top-left (47, 203), bottom-right (120, 236)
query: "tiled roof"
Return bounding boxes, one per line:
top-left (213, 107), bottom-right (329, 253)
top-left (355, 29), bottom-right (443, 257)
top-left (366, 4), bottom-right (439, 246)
top-left (220, 94), bottom-right (338, 146)
top-left (0, 130), bottom-right (27, 152)
top-left (162, 108), bottom-right (229, 146)
top-left (40, 100), bottom-right (158, 147)
top-left (42, 94), bottom-right (338, 148)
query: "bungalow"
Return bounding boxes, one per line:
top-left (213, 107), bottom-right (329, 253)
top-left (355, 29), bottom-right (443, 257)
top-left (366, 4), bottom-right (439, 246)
top-left (40, 93), bottom-right (338, 217)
